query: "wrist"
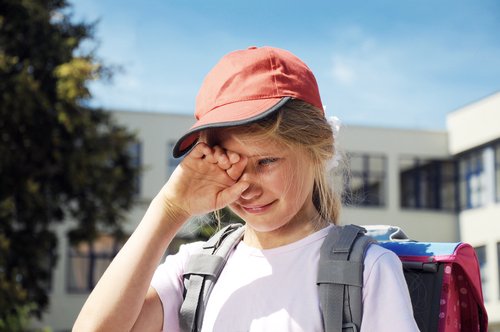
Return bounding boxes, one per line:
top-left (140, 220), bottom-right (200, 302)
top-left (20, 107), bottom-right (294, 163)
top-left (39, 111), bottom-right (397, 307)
top-left (152, 192), bottom-right (191, 225)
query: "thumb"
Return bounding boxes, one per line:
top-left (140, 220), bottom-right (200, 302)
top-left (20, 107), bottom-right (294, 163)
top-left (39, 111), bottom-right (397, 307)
top-left (216, 181), bottom-right (249, 209)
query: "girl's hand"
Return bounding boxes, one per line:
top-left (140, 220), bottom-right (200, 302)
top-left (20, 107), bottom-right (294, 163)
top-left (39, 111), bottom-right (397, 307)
top-left (158, 142), bottom-right (249, 217)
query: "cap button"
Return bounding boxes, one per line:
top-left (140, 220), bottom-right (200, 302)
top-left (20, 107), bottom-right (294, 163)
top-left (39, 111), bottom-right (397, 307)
top-left (247, 46), bottom-right (258, 50)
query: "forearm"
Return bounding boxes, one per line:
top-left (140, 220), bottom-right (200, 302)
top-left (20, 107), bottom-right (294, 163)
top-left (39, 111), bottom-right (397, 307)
top-left (73, 195), bottom-right (189, 332)
top-left (73, 143), bottom-right (247, 331)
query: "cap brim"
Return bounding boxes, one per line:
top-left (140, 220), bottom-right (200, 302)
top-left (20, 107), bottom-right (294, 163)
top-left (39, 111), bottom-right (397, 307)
top-left (173, 96), bottom-right (290, 158)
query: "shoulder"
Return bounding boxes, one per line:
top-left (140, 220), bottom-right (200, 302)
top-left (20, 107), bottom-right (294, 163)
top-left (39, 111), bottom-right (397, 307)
top-left (152, 241), bottom-right (205, 282)
top-left (364, 242), bottom-right (401, 266)
top-left (166, 241), bottom-right (205, 267)
top-left (363, 243), bottom-right (402, 282)
top-left (360, 243), bottom-right (419, 330)
top-left (176, 241), bottom-right (205, 256)
top-left (361, 242), bottom-right (412, 309)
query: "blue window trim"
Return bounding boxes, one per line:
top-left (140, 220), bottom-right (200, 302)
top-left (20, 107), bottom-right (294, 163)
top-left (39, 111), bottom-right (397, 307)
top-left (464, 151), bottom-right (484, 209)
top-left (455, 139), bottom-right (500, 211)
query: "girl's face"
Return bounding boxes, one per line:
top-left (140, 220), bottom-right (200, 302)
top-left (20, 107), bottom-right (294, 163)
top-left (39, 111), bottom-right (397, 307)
top-left (215, 130), bottom-right (318, 234)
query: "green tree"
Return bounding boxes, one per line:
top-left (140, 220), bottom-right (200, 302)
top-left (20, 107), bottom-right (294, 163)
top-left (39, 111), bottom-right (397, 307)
top-left (0, 0), bottom-right (139, 327)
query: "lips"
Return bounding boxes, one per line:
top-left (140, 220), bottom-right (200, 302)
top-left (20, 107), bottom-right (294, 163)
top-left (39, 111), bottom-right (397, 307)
top-left (239, 201), bottom-right (275, 214)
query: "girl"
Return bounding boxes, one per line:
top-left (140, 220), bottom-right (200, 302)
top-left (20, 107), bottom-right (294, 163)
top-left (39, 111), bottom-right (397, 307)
top-left (73, 46), bottom-right (418, 331)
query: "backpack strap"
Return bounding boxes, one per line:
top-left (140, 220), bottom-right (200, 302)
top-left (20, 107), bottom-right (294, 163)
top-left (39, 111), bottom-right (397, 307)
top-left (179, 223), bottom-right (245, 332)
top-left (317, 224), bottom-right (376, 332)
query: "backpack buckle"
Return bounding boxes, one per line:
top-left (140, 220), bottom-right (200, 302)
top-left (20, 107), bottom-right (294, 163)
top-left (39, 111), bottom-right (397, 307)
top-left (342, 322), bottom-right (358, 332)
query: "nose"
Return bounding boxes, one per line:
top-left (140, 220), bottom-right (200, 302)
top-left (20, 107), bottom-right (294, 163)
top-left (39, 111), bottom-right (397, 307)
top-left (240, 183), bottom-right (262, 200)
top-left (239, 167), bottom-right (263, 200)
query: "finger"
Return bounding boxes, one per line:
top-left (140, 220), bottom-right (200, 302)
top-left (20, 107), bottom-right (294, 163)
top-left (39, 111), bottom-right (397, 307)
top-left (188, 142), bottom-right (213, 159)
top-left (226, 150), bottom-right (240, 164)
top-left (202, 147), bottom-right (218, 164)
top-left (213, 146), bottom-right (231, 170)
top-left (226, 155), bottom-right (247, 181)
top-left (216, 181), bottom-right (250, 208)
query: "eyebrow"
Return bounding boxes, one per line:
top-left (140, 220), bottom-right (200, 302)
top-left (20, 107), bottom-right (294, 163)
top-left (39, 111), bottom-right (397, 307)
top-left (246, 153), bottom-right (283, 159)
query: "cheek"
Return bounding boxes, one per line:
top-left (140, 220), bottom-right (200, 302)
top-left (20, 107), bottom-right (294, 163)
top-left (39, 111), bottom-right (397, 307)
top-left (282, 169), bottom-right (314, 201)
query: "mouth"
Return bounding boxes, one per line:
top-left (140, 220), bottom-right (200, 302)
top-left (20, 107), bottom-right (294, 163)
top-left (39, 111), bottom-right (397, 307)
top-left (239, 201), bottom-right (275, 214)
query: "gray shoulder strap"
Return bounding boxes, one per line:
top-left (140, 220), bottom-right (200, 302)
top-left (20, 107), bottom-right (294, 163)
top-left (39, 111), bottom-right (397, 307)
top-left (317, 224), bottom-right (376, 332)
top-left (179, 223), bottom-right (245, 332)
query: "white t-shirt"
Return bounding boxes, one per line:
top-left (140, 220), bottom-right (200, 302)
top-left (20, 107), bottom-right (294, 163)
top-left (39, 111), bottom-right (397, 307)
top-left (151, 225), bottom-right (419, 332)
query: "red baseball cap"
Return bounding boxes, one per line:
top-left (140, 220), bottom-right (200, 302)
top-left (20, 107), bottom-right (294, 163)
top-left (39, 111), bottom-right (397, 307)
top-left (173, 46), bottom-right (324, 158)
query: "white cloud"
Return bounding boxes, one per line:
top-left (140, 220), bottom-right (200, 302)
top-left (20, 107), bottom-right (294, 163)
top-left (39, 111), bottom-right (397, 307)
top-left (331, 56), bottom-right (356, 85)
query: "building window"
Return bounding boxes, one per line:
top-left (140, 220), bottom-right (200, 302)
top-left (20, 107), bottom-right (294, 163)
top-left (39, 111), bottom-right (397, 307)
top-left (457, 150), bottom-right (486, 210)
top-left (167, 141), bottom-right (182, 179)
top-left (128, 141), bottom-right (142, 195)
top-left (67, 234), bottom-right (126, 293)
top-left (474, 245), bottom-right (488, 302)
top-left (399, 158), bottom-right (457, 211)
top-left (495, 143), bottom-right (500, 202)
top-left (344, 153), bottom-right (386, 207)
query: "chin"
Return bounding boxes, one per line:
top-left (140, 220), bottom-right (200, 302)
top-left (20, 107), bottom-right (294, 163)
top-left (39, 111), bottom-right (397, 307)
top-left (244, 215), bottom-right (296, 234)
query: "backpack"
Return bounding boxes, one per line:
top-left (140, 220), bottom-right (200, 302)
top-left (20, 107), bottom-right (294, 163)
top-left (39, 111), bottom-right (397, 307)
top-left (178, 223), bottom-right (488, 332)
top-left (366, 225), bottom-right (489, 332)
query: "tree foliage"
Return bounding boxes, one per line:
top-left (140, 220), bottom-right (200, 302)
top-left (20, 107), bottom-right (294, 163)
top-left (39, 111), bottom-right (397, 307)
top-left (0, 0), bottom-right (139, 326)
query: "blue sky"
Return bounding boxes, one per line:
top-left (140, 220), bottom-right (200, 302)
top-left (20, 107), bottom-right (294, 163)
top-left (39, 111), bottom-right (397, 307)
top-left (71, 0), bottom-right (500, 130)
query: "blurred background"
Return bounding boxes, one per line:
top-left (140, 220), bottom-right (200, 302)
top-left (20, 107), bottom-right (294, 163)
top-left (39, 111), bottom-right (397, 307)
top-left (0, 0), bottom-right (499, 331)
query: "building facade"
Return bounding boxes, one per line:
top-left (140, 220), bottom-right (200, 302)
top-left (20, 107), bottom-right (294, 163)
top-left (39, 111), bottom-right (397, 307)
top-left (33, 92), bottom-right (500, 331)
top-left (447, 92), bottom-right (500, 330)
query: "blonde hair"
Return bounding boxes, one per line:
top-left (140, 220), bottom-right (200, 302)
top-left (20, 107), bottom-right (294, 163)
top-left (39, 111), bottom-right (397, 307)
top-left (207, 99), bottom-right (344, 225)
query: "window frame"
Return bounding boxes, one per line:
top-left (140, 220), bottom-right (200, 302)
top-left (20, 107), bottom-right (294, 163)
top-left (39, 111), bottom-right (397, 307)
top-left (495, 142), bottom-right (500, 203)
top-left (66, 235), bottom-right (126, 293)
top-left (474, 245), bottom-right (488, 302)
top-left (344, 152), bottom-right (387, 207)
top-left (399, 156), bottom-right (457, 211)
top-left (457, 149), bottom-right (486, 210)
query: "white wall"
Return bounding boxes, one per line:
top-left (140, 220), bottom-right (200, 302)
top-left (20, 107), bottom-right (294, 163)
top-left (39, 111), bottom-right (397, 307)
top-left (447, 92), bottom-right (500, 155)
top-left (113, 110), bottom-right (194, 201)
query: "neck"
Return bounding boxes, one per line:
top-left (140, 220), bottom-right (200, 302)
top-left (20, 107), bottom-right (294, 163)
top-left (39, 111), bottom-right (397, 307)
top-left (243, 213), bottom-right (329, 249)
